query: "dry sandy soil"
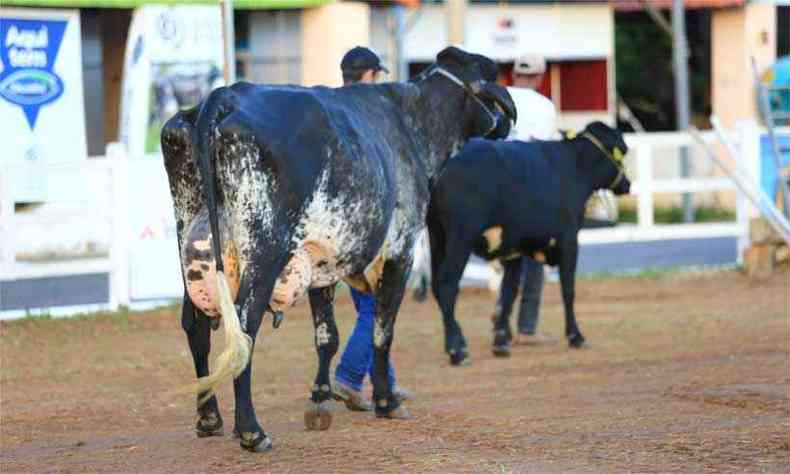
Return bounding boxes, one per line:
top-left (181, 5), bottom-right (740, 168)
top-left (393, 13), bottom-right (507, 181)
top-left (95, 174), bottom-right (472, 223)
top-left (2, 269), bottom-right (789, 473)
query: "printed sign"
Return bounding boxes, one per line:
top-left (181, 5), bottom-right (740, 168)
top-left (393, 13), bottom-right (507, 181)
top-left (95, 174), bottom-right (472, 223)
top-left (0, 9), bottom-right (86, 202)
top-left (119, 5), bottom-right (224, 159)
top-left (0, 18), bottom-right (67, 128)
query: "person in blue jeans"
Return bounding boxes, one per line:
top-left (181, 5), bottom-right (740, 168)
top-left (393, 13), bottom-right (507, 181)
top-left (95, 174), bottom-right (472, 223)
top-left (334, 287), bottom-right (410, 410)
top-left (332, 46), bottom-right (412, 411)
top-left (495, 257), bottom-right (554, 344)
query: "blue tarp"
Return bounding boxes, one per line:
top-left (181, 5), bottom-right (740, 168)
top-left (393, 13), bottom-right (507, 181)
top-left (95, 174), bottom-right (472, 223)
top-left (760, 133), bottom-right (790, 201)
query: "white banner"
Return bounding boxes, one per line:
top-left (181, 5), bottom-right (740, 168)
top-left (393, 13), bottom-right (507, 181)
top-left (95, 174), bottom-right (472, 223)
top-left (0, 9), bottom-right (87, 202)
top-left (119, 5), bottom-right (224, 159)
top-left (119, 5), bottom-right (224, 301)
top-left (127, 157), bottom-right (184, 301)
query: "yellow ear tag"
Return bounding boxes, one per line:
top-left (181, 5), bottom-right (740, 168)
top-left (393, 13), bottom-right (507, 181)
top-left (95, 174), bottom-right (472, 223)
top-left (564, 129), bottom-right (577, 140)
top-left (613, 147), bottom-right (624, 162)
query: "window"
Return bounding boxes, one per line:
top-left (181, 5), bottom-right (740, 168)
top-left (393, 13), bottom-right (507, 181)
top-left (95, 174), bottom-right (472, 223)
top-left (559, 60), bottom-right (608, 112)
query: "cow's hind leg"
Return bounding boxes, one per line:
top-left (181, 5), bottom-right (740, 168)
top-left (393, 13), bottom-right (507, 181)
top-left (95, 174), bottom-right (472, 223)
top-left (232, 284), bottom-right (275, 452)
top-left (371, 258), bottom-right (412, 420)
top-left (491, 258), bottom-right (522, 357)
top-left (431, 234), bottom-right (473, 366)
top-left (182, 295), bottom-right (224, 438)
top-left (304, 286), bottom-right (339, 431)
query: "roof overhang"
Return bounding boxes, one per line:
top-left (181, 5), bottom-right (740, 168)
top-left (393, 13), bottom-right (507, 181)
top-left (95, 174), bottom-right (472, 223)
top-left (0, 0), bottom-right (334, 9)
top-left (614, 0), bottom-right (747, 12)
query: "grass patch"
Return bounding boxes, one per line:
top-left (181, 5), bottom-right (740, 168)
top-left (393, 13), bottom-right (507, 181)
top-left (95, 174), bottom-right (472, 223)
top-left (22, 310), bottom-right (52, 321)
top-left (577, 264), bottom-right (735, 281)
top-left (577, 266), bottom-right (676, 281)
top-left (618, 205), bottom-right (735, 224)
top-left (4, 301), bottom-right (180, 328)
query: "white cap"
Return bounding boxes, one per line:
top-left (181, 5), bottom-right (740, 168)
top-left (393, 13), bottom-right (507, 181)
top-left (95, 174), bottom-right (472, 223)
top-left (514, 53), bottom-right (546, 76)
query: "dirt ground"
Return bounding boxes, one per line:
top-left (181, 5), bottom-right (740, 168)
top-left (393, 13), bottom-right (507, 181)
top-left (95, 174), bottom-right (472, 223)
top-left (2, 270), bottom-right (789, 473)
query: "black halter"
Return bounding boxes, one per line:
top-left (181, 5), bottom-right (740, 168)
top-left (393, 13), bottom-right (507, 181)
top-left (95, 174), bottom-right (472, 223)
top-left (580, 131), bottom-right (627, 190)
top-left (415, 65), bottom-right (499, 136)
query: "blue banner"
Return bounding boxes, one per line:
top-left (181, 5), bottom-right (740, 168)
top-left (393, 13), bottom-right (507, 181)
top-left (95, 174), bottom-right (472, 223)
top-left (0, 18), bottom-right (68, 129)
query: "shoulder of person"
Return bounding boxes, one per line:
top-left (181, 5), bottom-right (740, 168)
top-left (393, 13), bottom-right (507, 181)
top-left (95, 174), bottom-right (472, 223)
top-left (507, 87), bottom-right (555, 113)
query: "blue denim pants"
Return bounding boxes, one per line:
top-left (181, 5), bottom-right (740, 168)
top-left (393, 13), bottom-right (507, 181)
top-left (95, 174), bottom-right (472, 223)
top-left (518, 257), bottom-right (545, 334)
top-left (335, 287), bottom-right (397, 392)
top-left (494, 256), bottom-right (544, 334)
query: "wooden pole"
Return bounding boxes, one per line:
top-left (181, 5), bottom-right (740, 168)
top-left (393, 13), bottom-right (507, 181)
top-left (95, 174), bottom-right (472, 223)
top-left (446, 0), bottom-right (466, 46)
top-left (220, 0), bottom-right (236, 85)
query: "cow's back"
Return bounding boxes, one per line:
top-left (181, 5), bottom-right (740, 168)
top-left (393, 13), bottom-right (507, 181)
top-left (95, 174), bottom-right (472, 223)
top-left (220, 83), bottom-right (424, 278)
top-left (432, 138), bottom-right (574, 258)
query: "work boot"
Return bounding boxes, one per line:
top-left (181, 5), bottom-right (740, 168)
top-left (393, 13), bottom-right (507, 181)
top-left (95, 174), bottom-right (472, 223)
top-left (333, 380), bottom-right (373, 412)
top-left (514, 332), bottom-right (558, 346)
top-left (392, 385), bottom-right (413, 403)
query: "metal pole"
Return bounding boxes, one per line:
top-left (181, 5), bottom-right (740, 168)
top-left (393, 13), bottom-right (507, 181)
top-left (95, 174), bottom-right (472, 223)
top-left (447, 0), bottom-right (466, 46)
top-left (702, 119), bottom-right (790, 243)
top-left (394, 5), bottom-right (408, 82)
top-left (220, 0), bottom-right (236, 85)
top-left (672, 0), bottom-right (693, 223)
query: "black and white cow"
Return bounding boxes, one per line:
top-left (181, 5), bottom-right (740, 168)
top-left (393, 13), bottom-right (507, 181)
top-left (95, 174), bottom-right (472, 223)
top-left (426, 122), bottom-right (631, 366)
top-left (161, 47), bottom-right (516, 452)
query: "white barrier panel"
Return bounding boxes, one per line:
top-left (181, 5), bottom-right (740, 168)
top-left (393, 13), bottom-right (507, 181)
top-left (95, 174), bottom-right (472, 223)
top-left (126, 154), bottom-right (183, 301)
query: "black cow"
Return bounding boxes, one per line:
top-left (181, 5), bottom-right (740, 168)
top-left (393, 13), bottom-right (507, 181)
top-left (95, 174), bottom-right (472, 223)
top-left (161, 47), bottom-right (516, 452)
top-left (427, 122), bottom-right (631, 366)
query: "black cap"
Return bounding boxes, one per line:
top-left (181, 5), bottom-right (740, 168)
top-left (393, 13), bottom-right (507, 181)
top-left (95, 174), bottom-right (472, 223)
top-left (341, 47), bottom-right (389, 74)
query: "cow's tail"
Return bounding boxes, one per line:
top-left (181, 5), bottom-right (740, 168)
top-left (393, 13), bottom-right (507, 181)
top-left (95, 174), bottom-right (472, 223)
top-left (191, 88), bottom-right (252, 402)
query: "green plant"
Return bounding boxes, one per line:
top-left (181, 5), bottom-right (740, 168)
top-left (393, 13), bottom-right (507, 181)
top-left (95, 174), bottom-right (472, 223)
top-left (618, 205), bottom-right (735, 224)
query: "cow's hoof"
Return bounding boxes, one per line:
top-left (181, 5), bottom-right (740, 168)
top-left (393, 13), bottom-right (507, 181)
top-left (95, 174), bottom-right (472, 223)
top-left (492, 329), bottom-right (511, 357)
top-left (449, 348), bottom-right (470, 366)
top-left (376, 404), bottom-right (412, 420)
top-left (568, 334), bottom-right (588, 349)
top-left (195, 412), bottom-right (223, 438)
top-left (491, 343), bottom-right (511, 358)
top-left (304, 401), bottom-right (333, 431)
top-left (239, 432), bottom-right (273, 453)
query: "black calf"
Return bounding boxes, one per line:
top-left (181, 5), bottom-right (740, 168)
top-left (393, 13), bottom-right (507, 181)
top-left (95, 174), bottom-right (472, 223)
top-left (427, 121), bottom-right (632, 365)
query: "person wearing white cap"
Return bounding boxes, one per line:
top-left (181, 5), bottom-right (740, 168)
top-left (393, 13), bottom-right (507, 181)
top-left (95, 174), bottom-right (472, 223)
top-left (506, 53), bottom-right (557, 141)
top-left (490, 52), bottom-right (558, 346)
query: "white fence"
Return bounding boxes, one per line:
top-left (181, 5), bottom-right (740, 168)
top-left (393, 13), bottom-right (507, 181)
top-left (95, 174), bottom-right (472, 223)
top-left (578, 123), bottom-right (760, 260)
top-left (0, 144), bottom-right (130, 315)
top-left (0, 124), bottom-right (763, 318)
top-left (0, 142), bottom-right (187, 318)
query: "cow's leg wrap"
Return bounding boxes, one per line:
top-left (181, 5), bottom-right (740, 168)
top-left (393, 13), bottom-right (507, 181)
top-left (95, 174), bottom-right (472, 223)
top-left (371, 259), bottom-right (412, 420)
top-left (432, 238), bottom-right (472, 366)
top-left (182, 296), bottom-right (224, 438)
top-left (491, 258), bottom-right (522, 358)
top-left (558, 237), bottom-right (586, 348)
top-left (304, 286), bottom-right (338, 431)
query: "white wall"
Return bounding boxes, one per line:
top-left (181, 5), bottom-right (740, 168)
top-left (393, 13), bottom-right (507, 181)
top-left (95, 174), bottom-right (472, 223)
top-left (403, 3), bottom-right (614, 62)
